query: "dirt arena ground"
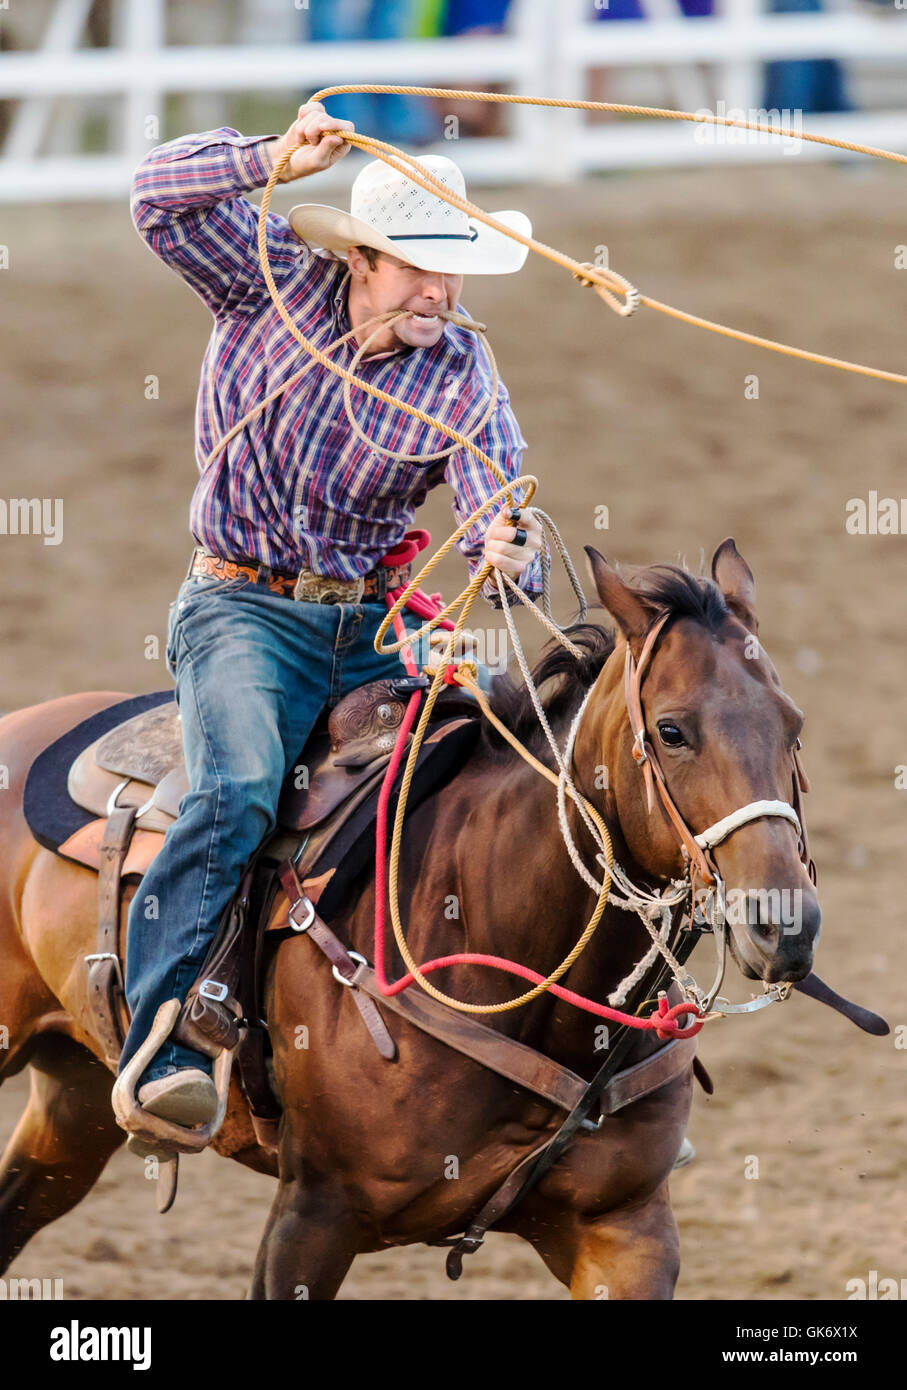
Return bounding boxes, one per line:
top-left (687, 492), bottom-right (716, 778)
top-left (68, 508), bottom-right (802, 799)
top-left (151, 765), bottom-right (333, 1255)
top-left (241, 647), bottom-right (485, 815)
top-left (1, 157), bottom-right (905, 1300)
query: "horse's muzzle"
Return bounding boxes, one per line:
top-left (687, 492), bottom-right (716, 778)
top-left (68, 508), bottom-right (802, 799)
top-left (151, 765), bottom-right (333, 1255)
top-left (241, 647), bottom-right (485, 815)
top-left (729, 885), bottom-right (821, 983)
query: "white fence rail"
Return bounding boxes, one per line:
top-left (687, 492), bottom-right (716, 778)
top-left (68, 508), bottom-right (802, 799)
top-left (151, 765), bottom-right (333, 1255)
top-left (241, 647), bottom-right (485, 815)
top-left (2, 0), bottom-right (907, 200)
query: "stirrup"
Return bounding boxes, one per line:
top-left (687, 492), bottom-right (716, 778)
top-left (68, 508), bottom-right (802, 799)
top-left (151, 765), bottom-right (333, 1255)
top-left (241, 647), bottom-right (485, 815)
top-left (111, 998), bottom-right (239, 1156)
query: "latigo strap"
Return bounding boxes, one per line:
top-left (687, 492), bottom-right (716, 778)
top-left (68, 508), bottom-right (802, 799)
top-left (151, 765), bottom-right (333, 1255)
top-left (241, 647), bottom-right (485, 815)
top-left (85, 804), bottom-right (136, 1070)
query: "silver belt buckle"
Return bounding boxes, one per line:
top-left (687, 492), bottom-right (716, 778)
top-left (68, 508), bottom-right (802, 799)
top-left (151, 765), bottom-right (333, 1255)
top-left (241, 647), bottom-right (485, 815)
top-left (293, 570), bottom-right (365, 605)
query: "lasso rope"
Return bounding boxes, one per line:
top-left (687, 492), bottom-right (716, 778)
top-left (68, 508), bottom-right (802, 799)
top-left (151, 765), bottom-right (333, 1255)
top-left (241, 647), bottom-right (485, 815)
top-left (370, 624), bottom-right (699, 1035)
top-left (203, 306), bottom-right (497, 469)
top-left (254, 86), bottom-right (875, 1020)
top-left (306, 85), bottom-right (907, 387)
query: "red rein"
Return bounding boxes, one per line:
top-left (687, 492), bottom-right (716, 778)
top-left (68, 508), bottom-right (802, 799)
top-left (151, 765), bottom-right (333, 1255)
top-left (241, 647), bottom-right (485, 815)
top-left (372, 533), bottom-right (703, 1041)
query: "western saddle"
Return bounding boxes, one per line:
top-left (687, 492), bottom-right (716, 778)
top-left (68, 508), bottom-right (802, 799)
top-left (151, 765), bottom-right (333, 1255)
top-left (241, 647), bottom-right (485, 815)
top-left (67, 675), bottom-right (479, 869)
top-left (69, 674), bottom-right (480, 1131)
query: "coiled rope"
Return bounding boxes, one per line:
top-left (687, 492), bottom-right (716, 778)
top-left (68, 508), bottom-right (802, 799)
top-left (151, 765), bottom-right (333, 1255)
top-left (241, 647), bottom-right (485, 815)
top-left (253, 86), bottom-right (898, 1018)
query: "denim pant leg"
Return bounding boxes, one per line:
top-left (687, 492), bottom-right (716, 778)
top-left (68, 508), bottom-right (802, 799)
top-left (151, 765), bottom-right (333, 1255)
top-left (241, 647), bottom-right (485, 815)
top-left (120, 579), bottom-right (339, 1084)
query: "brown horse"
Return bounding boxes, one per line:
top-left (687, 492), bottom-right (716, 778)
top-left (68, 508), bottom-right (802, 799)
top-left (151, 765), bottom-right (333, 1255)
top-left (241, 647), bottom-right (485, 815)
top-left (0, 540), bottom-right (820, 1299)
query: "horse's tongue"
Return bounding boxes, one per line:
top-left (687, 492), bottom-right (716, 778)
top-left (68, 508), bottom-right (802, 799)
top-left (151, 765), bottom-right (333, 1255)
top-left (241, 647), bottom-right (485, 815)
top-left (793, 972), bottom-right (890, 1036)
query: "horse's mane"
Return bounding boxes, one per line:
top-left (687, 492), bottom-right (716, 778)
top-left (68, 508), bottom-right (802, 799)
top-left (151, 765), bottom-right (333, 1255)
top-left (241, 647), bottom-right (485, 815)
top-left (481, 561), bottom-right (729, 760)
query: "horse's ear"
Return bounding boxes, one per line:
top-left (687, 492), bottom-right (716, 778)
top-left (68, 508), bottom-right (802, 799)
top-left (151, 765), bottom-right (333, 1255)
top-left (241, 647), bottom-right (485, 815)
top-left (584, 546), bottom-right (656, 644)
top-left (711, 537), bottom-right (759, 633)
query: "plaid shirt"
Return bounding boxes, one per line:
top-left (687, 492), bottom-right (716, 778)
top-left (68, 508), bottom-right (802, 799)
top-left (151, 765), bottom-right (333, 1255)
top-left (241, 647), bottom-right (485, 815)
top-left (131, 129), bottom-right (542, 606)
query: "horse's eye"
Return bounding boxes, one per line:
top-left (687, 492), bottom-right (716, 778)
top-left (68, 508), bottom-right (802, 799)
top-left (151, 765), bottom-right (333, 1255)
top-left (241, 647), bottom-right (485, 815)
top-left (657, 722), bottom-right (686, 748)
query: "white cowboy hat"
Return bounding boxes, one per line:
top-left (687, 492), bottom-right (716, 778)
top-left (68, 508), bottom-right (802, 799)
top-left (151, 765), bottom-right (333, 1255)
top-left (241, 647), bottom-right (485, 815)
top-left (288, 154), bottom-right (531, 276)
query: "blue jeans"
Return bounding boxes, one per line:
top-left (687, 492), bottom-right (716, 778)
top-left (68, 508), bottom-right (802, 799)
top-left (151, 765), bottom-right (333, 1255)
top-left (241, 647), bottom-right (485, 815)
top-left (120, 571), bottom-right (445, 1084)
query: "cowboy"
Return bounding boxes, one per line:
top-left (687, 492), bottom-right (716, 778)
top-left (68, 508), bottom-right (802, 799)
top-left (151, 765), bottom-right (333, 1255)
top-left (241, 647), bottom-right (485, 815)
top-left (120, 103), bottom-right (544, 1136)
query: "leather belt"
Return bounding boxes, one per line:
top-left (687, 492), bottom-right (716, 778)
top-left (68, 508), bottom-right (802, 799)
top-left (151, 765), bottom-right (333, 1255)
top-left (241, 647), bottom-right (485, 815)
top-left (189, 547), bottom-right (412, 605)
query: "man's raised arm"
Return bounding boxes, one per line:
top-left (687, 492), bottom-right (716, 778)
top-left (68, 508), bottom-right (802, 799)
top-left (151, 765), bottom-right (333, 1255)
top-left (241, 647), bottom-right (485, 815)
top-left (130, 102), bottom-right (353, 317)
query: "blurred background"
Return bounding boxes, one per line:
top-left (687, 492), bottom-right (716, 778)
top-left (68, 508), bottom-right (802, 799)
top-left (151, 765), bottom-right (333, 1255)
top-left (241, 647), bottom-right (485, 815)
top-left (3, 0), bottom-right (907, 196)
top-left (1, 0), bottom-right (905, 1302)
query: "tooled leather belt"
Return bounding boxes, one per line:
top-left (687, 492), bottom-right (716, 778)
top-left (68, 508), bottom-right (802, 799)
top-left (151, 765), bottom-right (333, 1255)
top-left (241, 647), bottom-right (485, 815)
top-left (189, 547), bottom-right (412, 604)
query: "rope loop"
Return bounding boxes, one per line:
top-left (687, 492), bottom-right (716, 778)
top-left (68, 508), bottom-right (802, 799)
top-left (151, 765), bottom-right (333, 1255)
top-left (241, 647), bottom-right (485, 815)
top-left (572, 261), bottom-right (640, 318)
top-left (343, 309), bottom-right (499, 464)
top-left (655, 997), bottom-right (705, 1041)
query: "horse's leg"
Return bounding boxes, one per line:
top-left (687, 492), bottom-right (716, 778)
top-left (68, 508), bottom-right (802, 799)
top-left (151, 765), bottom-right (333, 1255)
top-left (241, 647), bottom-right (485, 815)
top-left (0, 1037), bottom-right (123, 1272)
top-left (528, 1183), bottom-right (681, 1301)
top-left (248, 1171), bottom-right (360, 1301)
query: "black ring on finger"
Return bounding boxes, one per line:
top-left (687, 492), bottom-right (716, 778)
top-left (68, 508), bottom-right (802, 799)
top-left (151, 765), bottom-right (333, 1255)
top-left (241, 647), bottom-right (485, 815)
top-left (512, 527), bottom-right (528, 548)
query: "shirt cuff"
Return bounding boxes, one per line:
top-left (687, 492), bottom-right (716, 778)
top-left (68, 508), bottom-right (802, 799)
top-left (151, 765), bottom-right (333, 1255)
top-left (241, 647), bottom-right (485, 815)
top-left (228, 134), bottom-right (281, 191)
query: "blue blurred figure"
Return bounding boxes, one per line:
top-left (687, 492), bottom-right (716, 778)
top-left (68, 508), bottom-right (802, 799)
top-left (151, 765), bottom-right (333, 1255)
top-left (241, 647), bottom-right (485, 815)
top-left (439, 1), bottom-right (514, 138)
top-left (442, 0), bottom-right (512, 31)
top-left (590, 0), bottom-right (846, 114)
top-left (763, 0), bottom-right (850, 113)
top-left (591, 0), bottom-right (714, 18)
top-left (307, 0), bottom-right (440, 144)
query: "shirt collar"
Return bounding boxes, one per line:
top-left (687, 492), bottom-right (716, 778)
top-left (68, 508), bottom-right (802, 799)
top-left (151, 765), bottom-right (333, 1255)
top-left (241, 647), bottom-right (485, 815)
top-left (329, 263), bottom-right (468, 362)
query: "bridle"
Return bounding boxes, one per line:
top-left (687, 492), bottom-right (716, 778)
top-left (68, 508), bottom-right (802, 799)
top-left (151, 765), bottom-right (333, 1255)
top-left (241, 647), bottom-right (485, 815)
top-left (617, 609), bottom-right (817, 1015)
